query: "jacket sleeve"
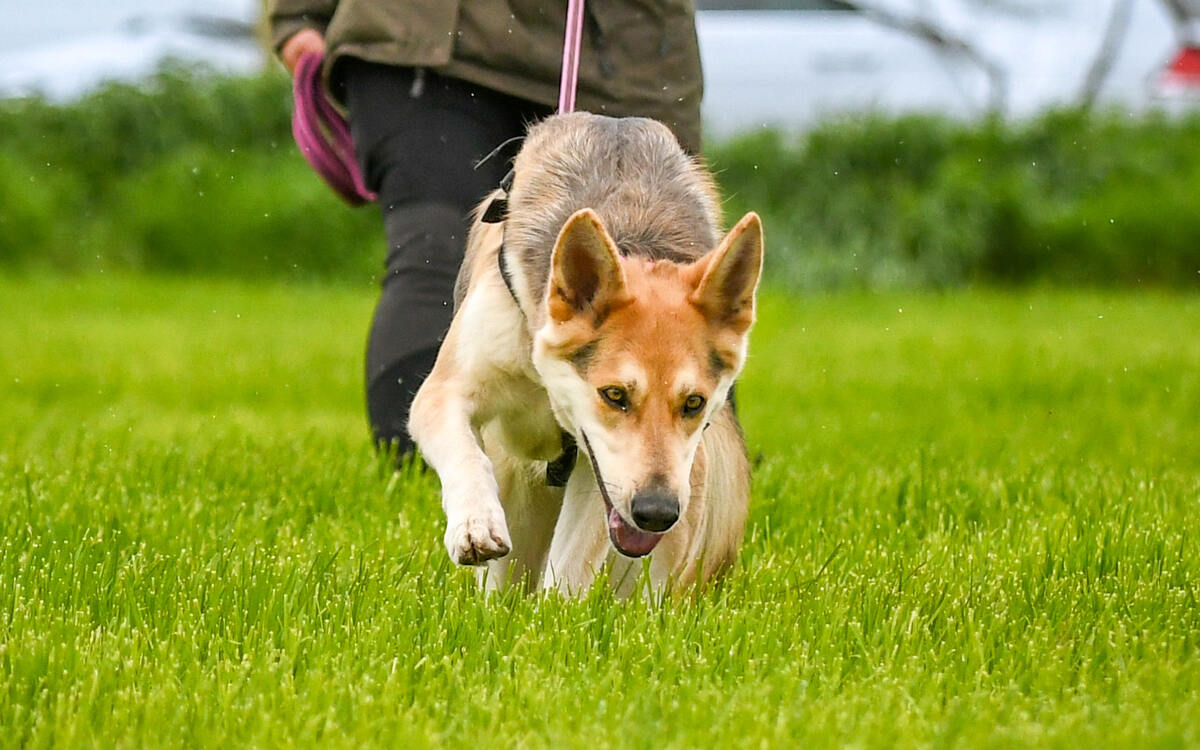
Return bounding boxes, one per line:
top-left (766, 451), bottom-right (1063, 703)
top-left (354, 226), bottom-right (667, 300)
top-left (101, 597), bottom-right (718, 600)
top-left (265, 0), bottom-right (338, 54)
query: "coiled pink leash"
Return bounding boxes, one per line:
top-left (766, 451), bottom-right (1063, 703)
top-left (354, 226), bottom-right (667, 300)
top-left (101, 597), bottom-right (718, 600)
top-left (291, 51), bottom-right (377, 206)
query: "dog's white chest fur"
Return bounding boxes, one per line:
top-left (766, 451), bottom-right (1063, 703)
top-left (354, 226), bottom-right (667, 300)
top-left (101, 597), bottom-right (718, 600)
top-left (455, 276), bottom-right (562, 462)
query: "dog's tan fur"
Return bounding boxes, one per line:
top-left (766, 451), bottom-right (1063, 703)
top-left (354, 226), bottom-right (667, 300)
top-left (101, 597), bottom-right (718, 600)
top-left (409, 113), bottom-right (763, 594)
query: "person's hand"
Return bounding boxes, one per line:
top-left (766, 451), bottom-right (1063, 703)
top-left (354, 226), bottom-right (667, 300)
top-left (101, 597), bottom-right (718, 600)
top-left (281, 28), bottom-right (327, 75)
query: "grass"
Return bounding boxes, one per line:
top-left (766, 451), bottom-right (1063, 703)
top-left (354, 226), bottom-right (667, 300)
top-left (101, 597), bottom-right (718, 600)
top-left (2, 274), bottom-right (1198, 747)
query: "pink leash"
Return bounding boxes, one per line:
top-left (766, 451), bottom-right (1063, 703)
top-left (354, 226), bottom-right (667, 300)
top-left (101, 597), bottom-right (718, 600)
top-left (292, 1), bottom-right (586, 204)
top-left (291, 51), bottom-right (377, 206)
top-left (558, 0), bottom-right (586, 114)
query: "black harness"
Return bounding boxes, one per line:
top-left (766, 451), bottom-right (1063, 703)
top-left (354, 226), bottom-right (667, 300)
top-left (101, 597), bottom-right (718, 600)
top-left (480, 173), bottom-right (579, 488)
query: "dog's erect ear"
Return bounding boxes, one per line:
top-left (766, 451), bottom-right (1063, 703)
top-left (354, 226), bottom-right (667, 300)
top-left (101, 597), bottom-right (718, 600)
top-left (690, 212), bottom-right (764, 334)
top-left (548, 208), bottom-right (628, 324)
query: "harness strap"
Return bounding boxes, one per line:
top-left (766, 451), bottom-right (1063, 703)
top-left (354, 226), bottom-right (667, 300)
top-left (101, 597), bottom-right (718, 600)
top-left (546, 432), bottom-right (579, 487)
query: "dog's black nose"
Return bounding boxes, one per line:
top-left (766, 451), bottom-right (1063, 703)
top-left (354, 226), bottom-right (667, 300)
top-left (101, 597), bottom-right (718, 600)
top-left (630, 489), bottom-right (679, 533)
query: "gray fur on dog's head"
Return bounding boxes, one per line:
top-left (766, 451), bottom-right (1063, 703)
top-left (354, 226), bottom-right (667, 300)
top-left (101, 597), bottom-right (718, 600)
top-left (501, 113), bottom-right (722, 328)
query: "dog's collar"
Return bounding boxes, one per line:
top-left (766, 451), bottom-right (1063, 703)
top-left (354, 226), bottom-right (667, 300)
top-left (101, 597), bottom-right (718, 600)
top-left (481, 171), bottom-right (522, 311)
top-left (496, 244), bottom-right (521, 310)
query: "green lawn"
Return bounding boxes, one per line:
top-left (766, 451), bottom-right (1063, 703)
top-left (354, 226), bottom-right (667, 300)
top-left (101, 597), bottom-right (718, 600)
top-left (2, 275), bottom-right (1198, 748)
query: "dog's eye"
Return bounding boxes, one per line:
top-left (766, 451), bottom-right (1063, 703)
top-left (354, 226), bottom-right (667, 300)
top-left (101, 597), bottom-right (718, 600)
top-left (682, 394), bottom-right (706, 417)
top-left (599, 386), bottom-right (630, 411)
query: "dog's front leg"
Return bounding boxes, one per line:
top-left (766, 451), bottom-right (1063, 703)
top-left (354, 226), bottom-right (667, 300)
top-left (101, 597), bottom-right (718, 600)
top-left (409, 351), bottom-right (511, 566)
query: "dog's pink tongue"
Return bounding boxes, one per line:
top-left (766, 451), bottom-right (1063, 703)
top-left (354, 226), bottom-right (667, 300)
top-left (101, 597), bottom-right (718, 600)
top-left (609, 507), bottom-right (663, 557)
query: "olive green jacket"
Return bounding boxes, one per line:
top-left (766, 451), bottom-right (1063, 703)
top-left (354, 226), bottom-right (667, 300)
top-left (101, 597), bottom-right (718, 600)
top-left (266, 0), bottom-right (703, 152)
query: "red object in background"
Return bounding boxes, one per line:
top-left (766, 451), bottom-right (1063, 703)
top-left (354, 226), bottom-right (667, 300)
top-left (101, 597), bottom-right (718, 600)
top-left (1160, 46), bottom-right (1200, 90)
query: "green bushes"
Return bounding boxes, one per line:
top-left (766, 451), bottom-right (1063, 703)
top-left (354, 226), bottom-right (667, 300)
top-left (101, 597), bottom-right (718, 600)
top-left (2, 64), bottom-right (1199, 288)
top-left (707, 110), bottom-right (1200, 289)
top-left (0, 64), bottom-right (382, 281)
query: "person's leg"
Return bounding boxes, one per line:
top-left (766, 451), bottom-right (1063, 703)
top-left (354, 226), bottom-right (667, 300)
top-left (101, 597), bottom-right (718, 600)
top-left (341, 59), bottom-right (549, 456)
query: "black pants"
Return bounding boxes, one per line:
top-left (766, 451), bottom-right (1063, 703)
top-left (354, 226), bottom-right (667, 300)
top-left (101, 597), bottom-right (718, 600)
top-left (341, 59), bottom-right (550, 455)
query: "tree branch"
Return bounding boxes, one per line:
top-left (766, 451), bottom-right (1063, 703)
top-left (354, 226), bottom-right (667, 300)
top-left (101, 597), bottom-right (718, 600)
top-left (1159, 0), bottom-right (1200, 44)
top-left (1078, 0), bottom-right (1136, 111)
top-left (839, 0), bottom-right (1009, 116)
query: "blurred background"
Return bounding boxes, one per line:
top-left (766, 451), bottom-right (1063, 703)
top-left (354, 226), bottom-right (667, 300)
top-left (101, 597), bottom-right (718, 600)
top-left (2, 0), bottom-right (1198, 289)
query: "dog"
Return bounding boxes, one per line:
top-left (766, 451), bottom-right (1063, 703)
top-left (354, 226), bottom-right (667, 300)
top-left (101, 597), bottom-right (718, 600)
top-left (408, 112), bottom-right (763, 595)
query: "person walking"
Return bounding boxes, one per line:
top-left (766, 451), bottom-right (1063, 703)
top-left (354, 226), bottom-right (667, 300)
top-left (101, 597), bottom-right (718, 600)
top-left (266, 1), bottom-right (705, 459)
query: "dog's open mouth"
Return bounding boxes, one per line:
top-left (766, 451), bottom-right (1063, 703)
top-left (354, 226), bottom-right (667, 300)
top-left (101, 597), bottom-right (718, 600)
top-left (604, 497), bottom-right (664, 557)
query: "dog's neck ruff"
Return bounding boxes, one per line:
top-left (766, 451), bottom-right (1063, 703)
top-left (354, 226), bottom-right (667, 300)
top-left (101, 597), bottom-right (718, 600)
top-left (481, 174), bottom-right (577, 488)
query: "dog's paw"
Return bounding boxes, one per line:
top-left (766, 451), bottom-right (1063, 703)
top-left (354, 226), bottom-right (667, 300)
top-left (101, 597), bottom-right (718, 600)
top-left (444, 510), bottom-right (511, 566)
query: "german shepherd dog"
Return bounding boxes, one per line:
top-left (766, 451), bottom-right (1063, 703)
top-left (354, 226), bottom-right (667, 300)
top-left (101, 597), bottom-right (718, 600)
top-left (408, 113), bottom-right (763, 594)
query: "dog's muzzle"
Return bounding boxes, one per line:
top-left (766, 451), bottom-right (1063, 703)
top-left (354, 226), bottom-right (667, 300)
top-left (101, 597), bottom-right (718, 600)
top-left (580, 431), bottom-right (675, 558)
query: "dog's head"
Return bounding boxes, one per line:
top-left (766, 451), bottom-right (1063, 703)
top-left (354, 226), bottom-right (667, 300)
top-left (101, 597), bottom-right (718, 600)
top-left (532, 209), bottom-right (763, 557)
